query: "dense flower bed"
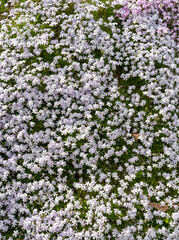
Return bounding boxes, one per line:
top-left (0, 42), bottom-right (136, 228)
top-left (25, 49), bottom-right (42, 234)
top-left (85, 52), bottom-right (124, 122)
top-left (0, 0), bottom-right (178, 239)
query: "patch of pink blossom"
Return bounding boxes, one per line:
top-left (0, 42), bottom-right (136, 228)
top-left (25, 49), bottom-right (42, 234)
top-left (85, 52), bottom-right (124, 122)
top-left (116, 0), bottom-right (178, 40)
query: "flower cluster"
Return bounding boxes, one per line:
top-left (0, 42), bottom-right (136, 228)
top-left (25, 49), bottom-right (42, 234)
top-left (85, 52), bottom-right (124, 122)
top-left (115, 0), bottom-right (179, 40)
top-left (0, 0), bottom-right (178, 239)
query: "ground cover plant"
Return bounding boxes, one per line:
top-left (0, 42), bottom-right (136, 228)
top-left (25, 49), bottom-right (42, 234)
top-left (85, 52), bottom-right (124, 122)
top-left (0, 0), bottom-right (178, 239)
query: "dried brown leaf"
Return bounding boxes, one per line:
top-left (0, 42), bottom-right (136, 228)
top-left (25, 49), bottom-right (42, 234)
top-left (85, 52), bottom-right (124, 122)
top-left (148, 197), bottom-right (169, 212)
top-left (132, 133), bottom-right (140, 141)
top-left (132, 133), bottom-right (145, 141)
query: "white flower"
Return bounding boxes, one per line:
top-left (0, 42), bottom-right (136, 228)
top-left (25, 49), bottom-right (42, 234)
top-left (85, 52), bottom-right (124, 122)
top-left (172, 213), bottom-right (179, 222)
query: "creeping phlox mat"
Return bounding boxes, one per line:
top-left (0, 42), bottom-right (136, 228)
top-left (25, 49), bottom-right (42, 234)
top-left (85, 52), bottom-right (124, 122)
top-left (0, 0), bottom-right (178, 239)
